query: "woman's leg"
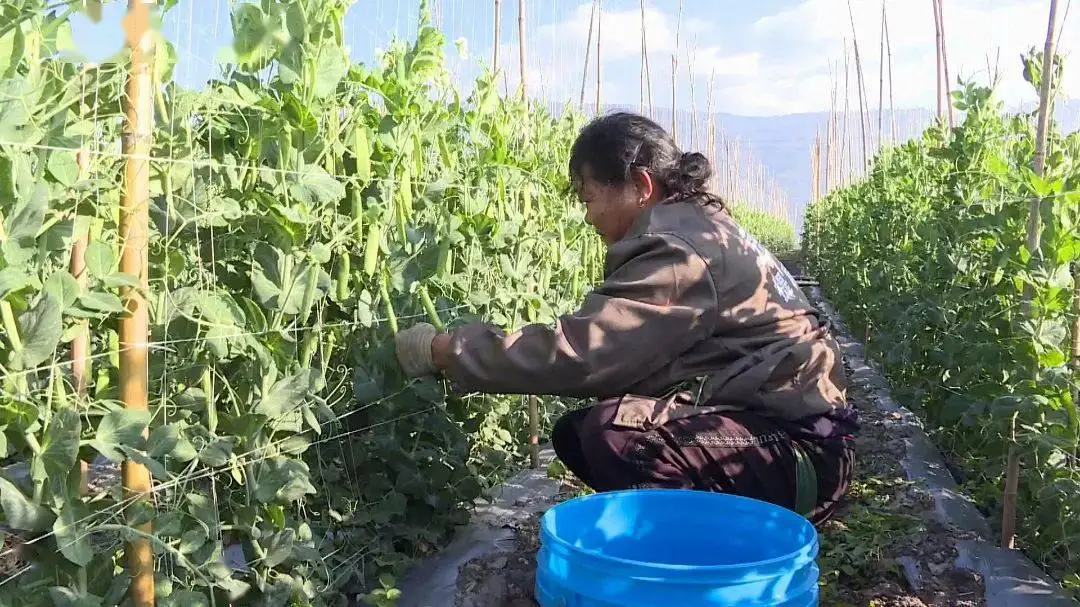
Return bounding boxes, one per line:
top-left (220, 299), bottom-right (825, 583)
top-left (569, 400), bottom-right (853, 525)
top-left (549, 405), bottom-right (598, 487)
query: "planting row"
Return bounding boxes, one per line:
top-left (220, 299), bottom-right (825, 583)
top-left (803, 63), bottom-right (1080, 591)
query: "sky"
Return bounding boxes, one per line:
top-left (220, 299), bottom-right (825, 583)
top-left (65, 0), bottom-right (1080, 118)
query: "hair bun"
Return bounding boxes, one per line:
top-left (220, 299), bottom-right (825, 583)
top-left (673, 151), bottom-right (712, 192)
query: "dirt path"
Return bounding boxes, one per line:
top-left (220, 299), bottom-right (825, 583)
top-left (451, 288), bottom-right (989, 607)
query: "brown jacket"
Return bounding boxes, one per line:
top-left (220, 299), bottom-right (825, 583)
top-left (444, 196), bottom-right (848, 424)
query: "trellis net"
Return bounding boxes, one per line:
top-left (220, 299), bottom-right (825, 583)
top-left (0, 0), bottom-right (606, 603)
top-left (0, 0), bottom-right (810, 604)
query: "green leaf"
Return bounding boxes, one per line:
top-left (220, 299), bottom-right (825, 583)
top-left (254, 369), bottom-right (321, 417)
top-left (79, 292), bottom-right (124, 314)
top-left (198, 437), bottom-right (234, 467)
top-left (146, 424), bottom-right (197, 462)
top-left (3, 183), bottom-right (47, 266)
top-left (84, 241), bottom-right (116, 278)
top-left (47, 150), bottom-right (80, 187)
top-left (90, 409), bottom-right (150, 462)
top-left (260, 528), bottom-right (295, 567)
top-left (288, 165), bottom-right (345, 206)
top-left (0, 267), bottom-right (33, 300)
top-left (160, 590), bottom-right (210, 607)
top-left (12, 291), bottom-right (63, 369)
top-left (47, 587), bottom-right (103, 607)
top-left (102, 272), bottom-right (141, 289)
top-left (312, 45), bottom-right (347, 98)
top-left (44, 271), bottom-right (81, 309)
top-left (0, 26), bottom-right (24, 78)
top-left (179, 526), bottom-right (207, 555)
top-left (0, 476), bottom-right (54, 532)
top-left (39, 408), bottom-right (80, 485)
top-left (254, 457), bottom-right (316, 503)
top-left (54, 503), bottom-right (93, 566)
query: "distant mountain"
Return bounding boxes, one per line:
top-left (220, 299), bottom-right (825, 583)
top-left (556, 99), bottom-right (1080, 234)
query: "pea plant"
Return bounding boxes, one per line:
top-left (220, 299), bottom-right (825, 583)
top-left (804, 60), bottom-right (1080, 587)
top-left (0, 0), bottom-right (604, 604)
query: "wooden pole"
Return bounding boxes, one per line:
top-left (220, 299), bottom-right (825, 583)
top-left (120, 1), bottom-right (156, 605)
top-left (688, 45), bottom-right (697, 150)
top-left (1004, 0), bottom-right (1059, 552)
top-left (884, 4), bottom-right (896, 141)
top-left (671, 0), bottom-right (683, 143)
top-left (528, 397), bottom-right (541, 469)
top-left (933, 0), bottom-right (944, 121)
top-left (846, 0), bottom-right (870, 168)
top-left (517, 0), bottom-right (526, 98)
top-left (493, 0), bottom-right (502, 74)
top-left (74, 141), bottom-right (91, 497)
top-left (579, 0), bottom-right (598, 109)
top-left (878, 3), bottom-right (886, 145)
top-left (936, 0), bottom-right (954, 127)
top-left (595, 0), bottom-right (602, 110)
top-left (641, 0), bottom-right (653, 117)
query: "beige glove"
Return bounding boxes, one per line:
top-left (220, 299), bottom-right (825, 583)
top-left (395, 323), bottom-right (439, 377)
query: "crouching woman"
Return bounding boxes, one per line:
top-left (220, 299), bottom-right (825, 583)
top-left (393, 112), bottom-right (857, 524)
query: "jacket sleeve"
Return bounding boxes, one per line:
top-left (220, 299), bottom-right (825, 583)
top-left (442, 232), bottom-right (719, 398)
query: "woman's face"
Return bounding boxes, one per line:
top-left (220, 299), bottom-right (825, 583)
top-left (574, 165), bottom-right (655, 245)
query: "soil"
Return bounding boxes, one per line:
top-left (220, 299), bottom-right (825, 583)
top-left (451, 284), bottom-right (989, 607)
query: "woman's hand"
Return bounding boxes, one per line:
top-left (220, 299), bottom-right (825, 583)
top-left (394, 323), bottom-right (452, 377)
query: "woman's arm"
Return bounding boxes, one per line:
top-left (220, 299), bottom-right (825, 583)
top-left (434, 232), bottom-right (719, 398)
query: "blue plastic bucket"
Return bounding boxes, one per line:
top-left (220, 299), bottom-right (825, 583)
top-left (535, 489), bottom-right (819, 606)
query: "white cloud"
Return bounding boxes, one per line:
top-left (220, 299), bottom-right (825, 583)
top-left (477, 0), bottom-right (1080, 116)
top-left (720, 0), bottom-right (1080, 115)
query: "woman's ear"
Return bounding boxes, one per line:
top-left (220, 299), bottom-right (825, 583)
top-left (630, 167), bottom-right (656, 205)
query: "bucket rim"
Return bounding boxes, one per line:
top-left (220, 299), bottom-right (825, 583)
top-left (539, 488), bottom-right (819, 574)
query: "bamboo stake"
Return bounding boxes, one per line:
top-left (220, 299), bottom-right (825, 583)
top-left (528, 396), bottom-right (541, 469)
top-left (706, 69), bottom-right (717, 193)
top-left (688, 44), bottom-right (697, 150)
top-left (1005, 0), bottom-right (1060, 552)
top-left (642, 0), bottom-right (653, 117)
top-left (841, 42), bottom-right (851, 185)
top-left (671, 0), bottom-right (683, 142)
top-left (120, 1), bottom-right (156, 604)
top-left (493, 0), bottom-right (502, 73)
top-left (73, 144), bottom-right (91, 497)
top-left (933, 0), bottom-right (944, 120)
top-left (517, 0), bottom-right (526, 98)
top-left (878, 3), bottom-right (886, 144)
top-left (884, 3), bottom-right (896, 141)
top-left (846, 0), bottom-right (870, 168)
top-left (595, 0), bottom-right (602, 110)
top-left (579, 0), bottom-right (598, 109)
top-left (937, 0), bottom-right (954, 127)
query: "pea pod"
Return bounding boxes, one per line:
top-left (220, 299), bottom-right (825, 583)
top-left (412, 133), bottom-right (424, 176)
top-left (363, 222), bottom-right (382, 277)
top-left (437, 133), bottom-right (454, 168)
top-left (298, 261), bottom-right (321, 321)
top-left (436, 240), bottom-right (453, 279)
top-left (398, 165), bottom-right (413, 220)
top-left (379, 273), bottom-right (398, 335)
top-left (202, 367), bottom-right (217, 435)
top-left (335, 251), bottom-right (351, 302)
top-left (351, 187), bottom-right (364, 243)
top-left (325, 109), bottom-right (339, 175)
top-left (418, 285), bottom-right (445, 331)
top-left (300, 331), bottom-right (317, 368)
top-left (353, 124), bottom-right (371, 185)
top-left (522, 185), bottom-right (533, 220)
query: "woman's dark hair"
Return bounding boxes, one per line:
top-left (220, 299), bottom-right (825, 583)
top-left (568, 112), bottom-right (724, 207)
